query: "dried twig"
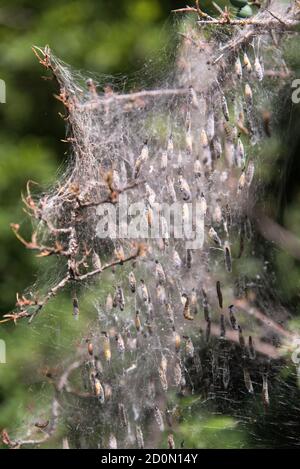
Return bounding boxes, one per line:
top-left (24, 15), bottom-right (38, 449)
top-left (256, 212), bottom-right (300, 262)
top-left (235, 299), bottom-right (296, 341)
top-left (1, 244), bottom-right (144, 325)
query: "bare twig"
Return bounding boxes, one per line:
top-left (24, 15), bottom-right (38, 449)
top-left (209, 322), bottom-right (281, 359)
top-left (198, 18), bottom-right (298, 26)
top-left (77, 87), bottom-right (190, 112)
top-left (1, 246), bottom-right (144, 325)
top-left (256, 212), bottom-right (300, 262)
top-left (235, 299), bottom-right (296, 341)
top-left (171, 6), bottom-right (198, 14)
top-left (266, 8), bottom-right (287, 25)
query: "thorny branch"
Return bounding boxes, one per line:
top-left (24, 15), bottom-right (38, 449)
top-left (173, 0), bottom-right (299, 69)
top-left (213, 0), bottom-right (299, 59)
top-left (173, 1), bottom-right (298, 28)
top-left (0, 246), bottom-right (143, 325)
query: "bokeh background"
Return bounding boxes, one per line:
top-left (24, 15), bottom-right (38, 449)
top-left (1, 0), bottom-right (300, 448)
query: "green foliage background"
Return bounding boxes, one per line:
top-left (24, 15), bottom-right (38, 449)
top-left (0, 0), bottom-right (300, 448)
